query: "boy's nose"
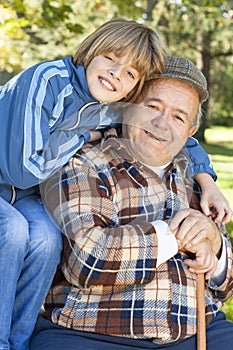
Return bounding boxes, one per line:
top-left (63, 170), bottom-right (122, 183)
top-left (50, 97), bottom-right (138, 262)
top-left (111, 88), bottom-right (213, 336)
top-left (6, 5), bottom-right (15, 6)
top-left (108, 65), bottom-right (123, 80)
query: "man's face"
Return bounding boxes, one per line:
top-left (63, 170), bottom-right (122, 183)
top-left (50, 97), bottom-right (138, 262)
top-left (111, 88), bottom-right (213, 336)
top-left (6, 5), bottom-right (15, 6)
top-left (86, 53), bottom-right (140, 103)
top-left (121, 78), bottom-right (199, 166)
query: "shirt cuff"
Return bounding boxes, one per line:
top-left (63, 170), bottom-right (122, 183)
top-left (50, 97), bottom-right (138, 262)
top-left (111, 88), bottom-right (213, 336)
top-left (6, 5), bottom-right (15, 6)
top-left (211, 235), bottom-right (227, 285)
top-left (82, 131), bottom-right (90, 142)
top-left (151, 220), bottom-right (178, 267)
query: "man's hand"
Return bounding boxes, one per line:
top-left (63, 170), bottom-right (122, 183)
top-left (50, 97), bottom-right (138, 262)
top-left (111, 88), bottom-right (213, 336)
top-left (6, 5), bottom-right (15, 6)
top-left (169, 208), bottom-right (222, 278)
top-left (169, 208), bottom-right (222, 257)
top-left (182, 239), bottom-right (218, 279)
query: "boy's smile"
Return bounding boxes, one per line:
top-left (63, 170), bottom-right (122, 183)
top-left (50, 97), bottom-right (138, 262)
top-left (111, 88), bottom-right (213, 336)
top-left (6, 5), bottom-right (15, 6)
top-left (86, 53), bottom-right (140, 102)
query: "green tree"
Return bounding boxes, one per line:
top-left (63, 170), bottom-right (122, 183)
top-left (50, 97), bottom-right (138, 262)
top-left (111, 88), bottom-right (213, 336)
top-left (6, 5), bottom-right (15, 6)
top-left (144, 0), bottom-right (233, 141)
top-left (0, 0), bottom-right (137, 80)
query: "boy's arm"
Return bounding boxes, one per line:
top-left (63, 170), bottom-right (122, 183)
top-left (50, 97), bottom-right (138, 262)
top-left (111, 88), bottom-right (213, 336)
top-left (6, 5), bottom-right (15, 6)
top-left (185, 136), bottom-right (232, 224)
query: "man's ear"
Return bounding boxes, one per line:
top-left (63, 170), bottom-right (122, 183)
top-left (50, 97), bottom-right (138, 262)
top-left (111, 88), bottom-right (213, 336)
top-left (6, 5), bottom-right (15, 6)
top-left (189, 126), bottom-right (198, 137)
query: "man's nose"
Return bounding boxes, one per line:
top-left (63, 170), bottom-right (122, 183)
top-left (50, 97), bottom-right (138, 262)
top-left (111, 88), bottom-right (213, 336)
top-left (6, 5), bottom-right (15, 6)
top-left (151, 113), bottom-right (168, 129)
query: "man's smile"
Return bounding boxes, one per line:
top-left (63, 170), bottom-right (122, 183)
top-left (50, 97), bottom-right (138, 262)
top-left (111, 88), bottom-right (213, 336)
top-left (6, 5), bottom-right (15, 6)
top-left (144, 129), bottom-right (167, 142)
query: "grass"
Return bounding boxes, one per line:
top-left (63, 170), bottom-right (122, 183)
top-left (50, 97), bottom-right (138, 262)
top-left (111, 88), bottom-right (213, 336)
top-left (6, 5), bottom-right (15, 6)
top-left (201, 126), bottom-right (233, 236)
top-left (200, 126), bottom-right (233, 321)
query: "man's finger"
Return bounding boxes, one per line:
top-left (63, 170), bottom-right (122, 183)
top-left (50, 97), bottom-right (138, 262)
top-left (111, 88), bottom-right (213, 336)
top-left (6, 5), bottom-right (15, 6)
top-left (169, 208), bottom-right (190, 231)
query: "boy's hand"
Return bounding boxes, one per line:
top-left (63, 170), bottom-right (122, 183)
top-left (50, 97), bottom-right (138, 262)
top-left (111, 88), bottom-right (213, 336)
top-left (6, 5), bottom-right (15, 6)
top-left (89, 130), bottom-right (103, 142)
top-left (200, 190), bottom-right (232, 225)
top-left (194, 172), bottom-right (232, 224)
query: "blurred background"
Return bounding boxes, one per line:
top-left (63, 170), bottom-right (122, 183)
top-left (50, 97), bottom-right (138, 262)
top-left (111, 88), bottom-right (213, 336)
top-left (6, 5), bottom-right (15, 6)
top-left (0, 0), bottom-right (233, 316)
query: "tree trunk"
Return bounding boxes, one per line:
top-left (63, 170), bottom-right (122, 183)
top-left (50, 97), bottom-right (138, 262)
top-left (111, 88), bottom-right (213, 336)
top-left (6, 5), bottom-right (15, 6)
top-left (145, 0), bottom-right (159, 21)
top-left (195, 32), bottom-right (212, 143)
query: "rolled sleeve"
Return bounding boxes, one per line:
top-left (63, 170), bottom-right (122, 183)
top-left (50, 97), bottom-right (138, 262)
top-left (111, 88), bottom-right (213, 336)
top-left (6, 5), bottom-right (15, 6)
top-left (185, 136), bottom-right (217, 180)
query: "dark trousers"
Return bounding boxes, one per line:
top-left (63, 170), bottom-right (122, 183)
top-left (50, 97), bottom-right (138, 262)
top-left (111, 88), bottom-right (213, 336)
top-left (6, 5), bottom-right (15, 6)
top-left (30, 312), bottom-right (233, 350)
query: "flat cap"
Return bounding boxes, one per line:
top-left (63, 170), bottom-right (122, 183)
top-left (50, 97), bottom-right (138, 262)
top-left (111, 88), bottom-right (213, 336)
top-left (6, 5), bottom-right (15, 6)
top-left (153, 56), bottom-right (209, 103)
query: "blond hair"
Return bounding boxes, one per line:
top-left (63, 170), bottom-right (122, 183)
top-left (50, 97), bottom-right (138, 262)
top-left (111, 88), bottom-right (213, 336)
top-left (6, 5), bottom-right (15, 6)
top-left (73, 18), bottom-right (165, 102)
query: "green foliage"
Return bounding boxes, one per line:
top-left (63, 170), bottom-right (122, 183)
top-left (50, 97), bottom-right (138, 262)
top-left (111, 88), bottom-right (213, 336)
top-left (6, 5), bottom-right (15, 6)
top-left (147, 1), bottom-right (233, 130)
top-left (108, 0), bottom-right (144, 19)
top-left (209, 57), bottom-right (233, 126)
top-left (0, 0), bottom-right (121, 72)
top-left (222, 299), bottom-right (233, 322)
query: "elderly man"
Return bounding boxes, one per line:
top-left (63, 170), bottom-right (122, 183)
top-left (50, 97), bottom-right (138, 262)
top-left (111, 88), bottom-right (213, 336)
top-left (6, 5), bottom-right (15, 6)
top-left (30, 56), bottom-right (233, 350)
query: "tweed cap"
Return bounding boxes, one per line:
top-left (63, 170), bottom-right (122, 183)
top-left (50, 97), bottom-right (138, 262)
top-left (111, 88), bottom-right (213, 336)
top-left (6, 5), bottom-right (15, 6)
top-left (152, 56), bottom-right (209, 103)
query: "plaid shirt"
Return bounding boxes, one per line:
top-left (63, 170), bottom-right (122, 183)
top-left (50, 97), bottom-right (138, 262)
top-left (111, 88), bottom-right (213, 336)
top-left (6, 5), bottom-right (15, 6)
top-left (42, 128), bottom-right (233, 344)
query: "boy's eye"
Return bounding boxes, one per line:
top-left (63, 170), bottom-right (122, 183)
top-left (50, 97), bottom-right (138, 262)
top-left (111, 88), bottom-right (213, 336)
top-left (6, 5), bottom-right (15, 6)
top-left (104, 55), bottom-right (114, 61)
top-left (127, 71), bottom-right (135, 79)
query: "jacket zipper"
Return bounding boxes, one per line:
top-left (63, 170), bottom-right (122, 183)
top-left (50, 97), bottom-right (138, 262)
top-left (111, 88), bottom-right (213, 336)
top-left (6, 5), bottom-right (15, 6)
top-left (67, 101), bottom-right (100, 131)
top-left (10, 186), bottom-right (16, 205)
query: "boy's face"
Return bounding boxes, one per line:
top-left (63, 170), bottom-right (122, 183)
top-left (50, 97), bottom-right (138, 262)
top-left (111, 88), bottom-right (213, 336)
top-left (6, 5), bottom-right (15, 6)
top-left (86, 53), bottom-right (140, 102)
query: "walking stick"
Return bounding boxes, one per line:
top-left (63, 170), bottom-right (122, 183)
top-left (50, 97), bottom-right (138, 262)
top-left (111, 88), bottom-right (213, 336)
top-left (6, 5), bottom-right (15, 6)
top-left (196, 273), bottom-right (206, 350)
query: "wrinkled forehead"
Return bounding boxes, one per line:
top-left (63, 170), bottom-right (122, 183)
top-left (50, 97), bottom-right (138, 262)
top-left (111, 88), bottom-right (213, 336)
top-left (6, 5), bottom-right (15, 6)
top-left (138, 77), bottom-right (199, 103)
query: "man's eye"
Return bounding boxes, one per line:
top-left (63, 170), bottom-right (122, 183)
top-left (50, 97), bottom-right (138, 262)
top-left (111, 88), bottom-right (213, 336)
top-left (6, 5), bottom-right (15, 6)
top-left (146, 104), bottom-right (160, 111)
top-left (174, 115), bottom-right (185, 123)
